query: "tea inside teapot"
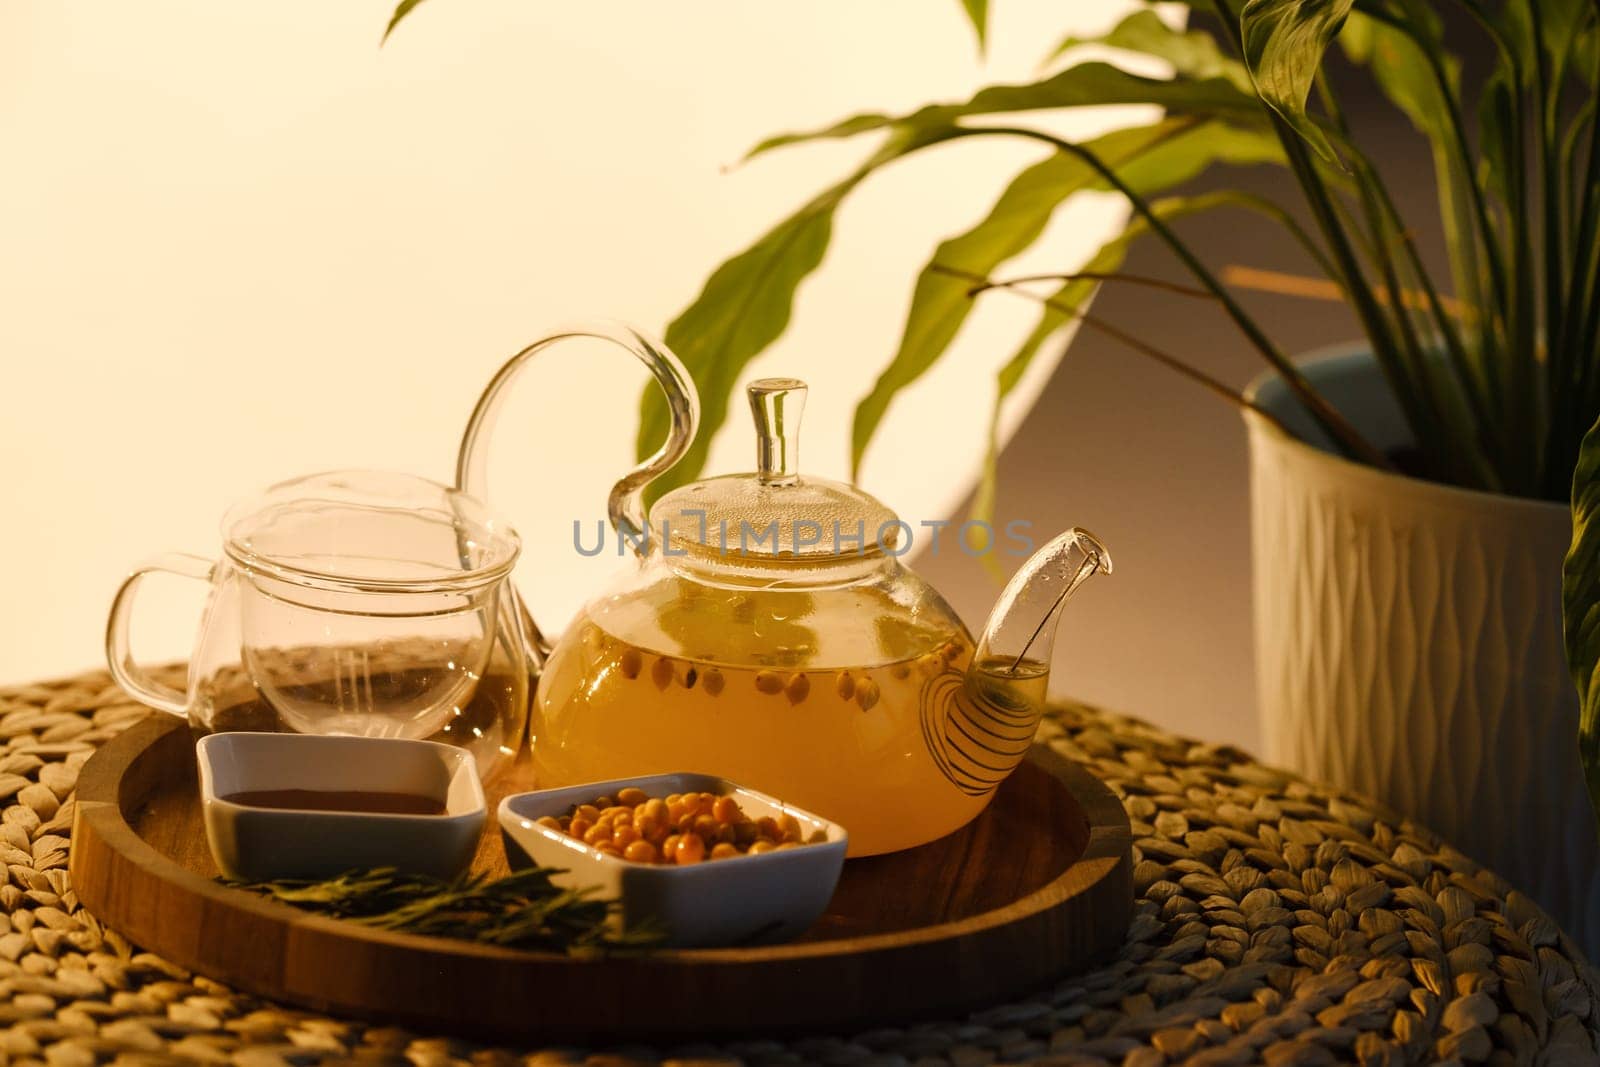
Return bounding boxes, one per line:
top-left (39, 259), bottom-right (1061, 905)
top-left (534, 574), bottom-right (982, 855)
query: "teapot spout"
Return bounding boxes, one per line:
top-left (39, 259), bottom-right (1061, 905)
top-left (973, 528), bottom-right (1112, 678)
top-left (920, 529), bottom-right (1110, 800)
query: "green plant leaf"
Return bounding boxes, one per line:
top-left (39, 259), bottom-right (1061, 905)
top-left (635, 126), bottom-right (965, 494)
top-left (1490, 0), bottom-right (1538, 75)
top-left (968, 188), bottom-right (1305, 531)
top-left (850, 119), bottom-right (1284, 477)
top-left (1339, 9), bottom-right (1454, 136)
top-left (1567, 411), bottom-right (1600, 828)
top-left (1048, 8), bottom-right (1253, 90)
top-left (648, 60), bottom-right (1272, 487)
top-left (918, 63), bottom-right (1263, 121)
top-left (747, 62), bottom-right (1264, 160)
top-left (1576, 21), bottom-right (1598, 85)
top-left (1477, 67), bottom-right (1518, 225)
top-left (1239, 0), bottom-right (1355, 162)
top-left (958, 0), bottom-right (988, 53)
top-left (1531, 0), bottom-right (1592, 84)
top-left (382, 0), bottom-right (431, 42)
top-left (1340, 7), bottom-right (1485, 348)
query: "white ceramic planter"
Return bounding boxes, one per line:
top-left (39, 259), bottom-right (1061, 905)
top-left (1245, 347), bottom-right (1596, 953)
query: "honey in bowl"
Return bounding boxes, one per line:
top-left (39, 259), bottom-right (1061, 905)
top-left (220, 789), bottom-right (447, 816)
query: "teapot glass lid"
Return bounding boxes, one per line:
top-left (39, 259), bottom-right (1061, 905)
top-left (651, 379), bottom-right (901, 560)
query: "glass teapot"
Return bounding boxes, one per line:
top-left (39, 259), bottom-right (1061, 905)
top-left (460, 325), bottom-right (1111, 855)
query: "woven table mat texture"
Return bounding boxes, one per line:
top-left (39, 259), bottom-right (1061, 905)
top-left (0, 669), bottom-right (1596, 1067)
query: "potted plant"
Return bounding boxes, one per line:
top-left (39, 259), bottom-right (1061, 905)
top-left (388, 0), bottom-right (1600, 948)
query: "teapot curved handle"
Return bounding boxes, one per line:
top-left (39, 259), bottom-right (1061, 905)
top-left (455, 322), bottom-right (700, 654)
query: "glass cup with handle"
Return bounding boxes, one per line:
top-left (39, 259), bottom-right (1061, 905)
top-left (105, 470), bottom-right (529, 778)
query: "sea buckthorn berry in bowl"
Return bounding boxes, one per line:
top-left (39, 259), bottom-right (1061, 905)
top-left (498, 773), bottom-right (848, 947)
top-left (531, 785), bottom-right (828, 866)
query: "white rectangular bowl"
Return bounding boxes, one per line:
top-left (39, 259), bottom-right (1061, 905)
top-left (197, 732), bottom-right (486, 882)
top-left (499, 772), bottom-right (848, 947)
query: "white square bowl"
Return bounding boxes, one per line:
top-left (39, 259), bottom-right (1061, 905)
top-left (499, 773), bottom-right (848, 947)
top-left (197, 732), bottom-right (486, 882)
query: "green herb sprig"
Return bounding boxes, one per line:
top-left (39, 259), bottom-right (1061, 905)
top-left (226, 867), bottom-right (660, 954)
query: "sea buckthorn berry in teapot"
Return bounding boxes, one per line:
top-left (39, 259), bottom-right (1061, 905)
top-left (457, 326), bottom-right (1112, 856)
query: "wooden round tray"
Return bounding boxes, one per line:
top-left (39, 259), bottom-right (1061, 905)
top-left (70, 714), bottom-right (1132, 1043)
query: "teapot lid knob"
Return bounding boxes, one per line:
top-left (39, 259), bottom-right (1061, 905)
top-left (654, 374), bottom-right (899, 558)
top-left (747, 378), bottom-right (807, 487)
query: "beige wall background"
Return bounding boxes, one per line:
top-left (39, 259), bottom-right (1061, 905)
top-left (2, 1), bottom-right (1401, 753)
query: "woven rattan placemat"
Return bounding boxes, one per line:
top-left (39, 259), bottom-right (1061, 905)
top-left (1, 668), bottom-right (1596, 1065)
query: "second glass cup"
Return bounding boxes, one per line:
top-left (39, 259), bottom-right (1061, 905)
top-left (105, 470), bottom-right (529, 778)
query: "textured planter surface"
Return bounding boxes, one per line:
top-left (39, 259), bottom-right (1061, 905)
top-left (1246, 348), bottom-right (1596, 954)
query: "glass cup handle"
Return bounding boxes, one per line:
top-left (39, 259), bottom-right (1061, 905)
top-left (455, 322), bottom-right (700, 655)
top-left (105, 553), bottom-right (215, 717)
